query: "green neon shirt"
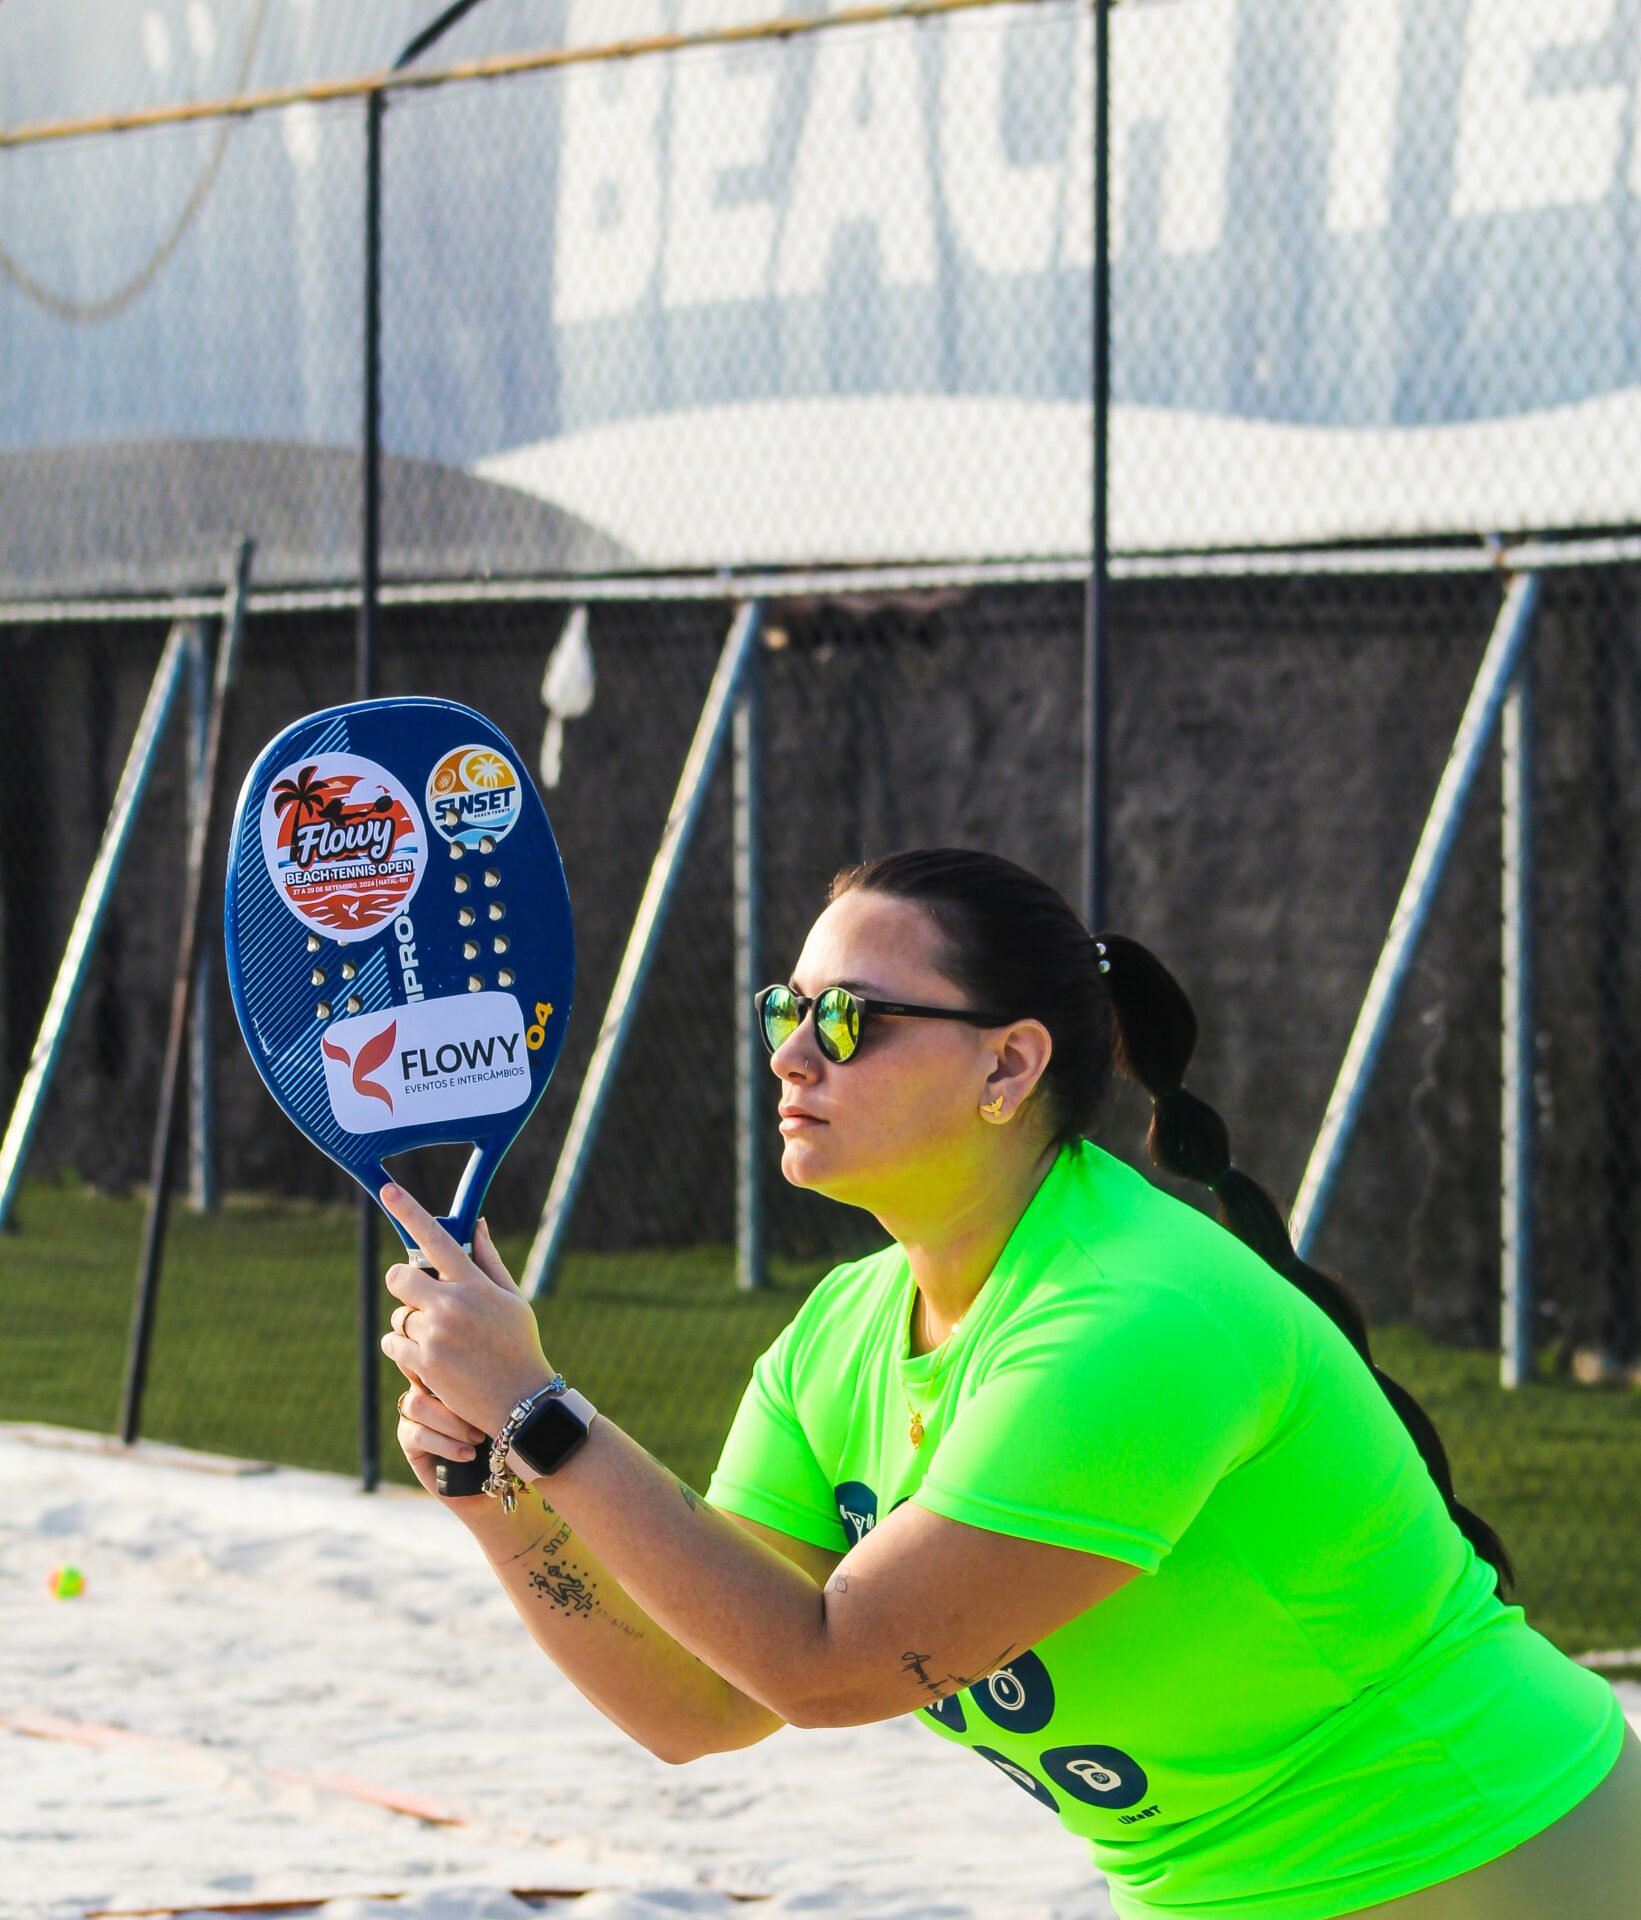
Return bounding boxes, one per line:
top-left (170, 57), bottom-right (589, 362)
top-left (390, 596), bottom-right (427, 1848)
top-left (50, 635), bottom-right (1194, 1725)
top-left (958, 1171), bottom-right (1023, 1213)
top-left (704, 1136), bottom-right (1626, 1918)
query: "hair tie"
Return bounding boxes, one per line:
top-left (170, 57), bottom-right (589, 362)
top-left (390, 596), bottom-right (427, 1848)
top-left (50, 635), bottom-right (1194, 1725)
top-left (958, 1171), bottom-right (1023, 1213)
top-left (1094, 937), bottom-right (1110, 975)
top-left (1207, 1162), bottom-right (1234, 1191)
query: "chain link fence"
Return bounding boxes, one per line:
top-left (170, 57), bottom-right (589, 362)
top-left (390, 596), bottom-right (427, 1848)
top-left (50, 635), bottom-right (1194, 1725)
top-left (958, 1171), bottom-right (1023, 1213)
top-left (1, 0), bottom-right (1637, 1659)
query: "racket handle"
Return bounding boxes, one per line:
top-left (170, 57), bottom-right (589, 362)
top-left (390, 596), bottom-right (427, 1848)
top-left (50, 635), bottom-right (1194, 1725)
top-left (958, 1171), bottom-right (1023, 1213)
top-left (436, 1448), bottom-right (493, 1499)
top-left (406, 1244), bottom-right (494, 1499)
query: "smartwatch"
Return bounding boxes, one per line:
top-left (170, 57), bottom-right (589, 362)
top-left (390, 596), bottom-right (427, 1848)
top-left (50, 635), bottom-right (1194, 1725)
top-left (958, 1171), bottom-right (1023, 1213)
top-left (511, 1380), bottom-right (597, 1478)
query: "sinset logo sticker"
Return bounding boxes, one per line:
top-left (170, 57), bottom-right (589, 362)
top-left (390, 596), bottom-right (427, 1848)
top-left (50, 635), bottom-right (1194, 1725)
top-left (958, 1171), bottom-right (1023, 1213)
top-left (319, 991), bottom-right (530, 1134)
top-left (260, 754), bottom-right (427, 944)
top-left (425, 744), bottom-right (522, 849)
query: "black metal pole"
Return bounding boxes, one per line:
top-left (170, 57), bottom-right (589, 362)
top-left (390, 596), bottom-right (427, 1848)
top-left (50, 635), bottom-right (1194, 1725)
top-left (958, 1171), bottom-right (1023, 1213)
top-left (357, 84), bottom-right (384, 1495)
top-left (121, 540), bottom-right (253, 1446)
top-left (392, 0), bottom-right (492, 72)
top-left (356, 0), bottom-right (496, 1493)
top-left (1082, 0), bottom-right (1111, 935)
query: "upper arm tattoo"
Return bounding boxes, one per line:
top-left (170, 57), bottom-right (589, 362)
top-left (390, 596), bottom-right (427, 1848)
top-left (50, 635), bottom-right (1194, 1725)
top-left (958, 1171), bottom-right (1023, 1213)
top-left (899, 1642), bottom-right (1019, 1700)
top-left (820, 1557), bottom-right (1019, 1704)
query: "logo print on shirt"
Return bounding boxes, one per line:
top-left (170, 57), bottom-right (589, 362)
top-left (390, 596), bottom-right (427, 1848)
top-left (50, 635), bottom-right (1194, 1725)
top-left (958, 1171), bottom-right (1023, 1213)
top-left (922, 1692), bottom-right (967, 1733)
top-left (972, 1745), bottom-right (1060, 1812)
top-left (1041, 1745), bottom-right (1151, 1811)
top-left (833, 1481), bottom-right (878, 1545)
top-left (832, 1481), bottom-right (910, 1546)
top-left (969, 1648), bottom-right (1056, 1736)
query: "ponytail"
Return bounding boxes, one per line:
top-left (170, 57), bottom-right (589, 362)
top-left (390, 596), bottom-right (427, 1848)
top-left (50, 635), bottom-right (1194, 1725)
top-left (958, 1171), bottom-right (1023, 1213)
top-left (827, 848), bottom-right (1517, 1601)
top-left (1095, 932), bottom-right (1517, 1601)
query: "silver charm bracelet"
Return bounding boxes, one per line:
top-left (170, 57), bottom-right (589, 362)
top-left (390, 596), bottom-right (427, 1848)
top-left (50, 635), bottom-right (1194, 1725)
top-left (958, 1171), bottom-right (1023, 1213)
top-left (486, 1373), bottom-right (566, 1511)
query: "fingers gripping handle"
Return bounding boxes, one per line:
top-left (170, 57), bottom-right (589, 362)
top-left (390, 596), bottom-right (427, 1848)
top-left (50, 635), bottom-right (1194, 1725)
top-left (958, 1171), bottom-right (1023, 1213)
top-left (407, 1246), bottom-right (493, 1499)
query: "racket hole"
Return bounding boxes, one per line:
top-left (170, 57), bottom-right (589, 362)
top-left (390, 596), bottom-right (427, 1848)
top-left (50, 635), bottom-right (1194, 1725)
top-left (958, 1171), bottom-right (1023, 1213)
top-left (492, 936), bottom-right (509, 955)
top-left (315, 1001), bottom-right (331, 1019)
top-left (497, 968), bottom-right (515, 987)
top-left (310, 967), bottom-right (326, 986)
top-left (483, 869), bottom-right (500, 888)
top-left (448, 842), bottom-right (464, 860)
top-left (454, 874), bottom-right (471, 894)
top-left (458, 907), bottom-right (476, 927)
top-left (306, 933), bottom-right (322, 953)
top-left (462, 941), bottom-right (478, 960)
top-left (467, 975), bottom-right (483, 992)
top-left (479, 835), bottom-right (496, 854)
top-left (487, 902), bottom-right (505, 921)
top-left (346, 995), bottom-right (362, 1014)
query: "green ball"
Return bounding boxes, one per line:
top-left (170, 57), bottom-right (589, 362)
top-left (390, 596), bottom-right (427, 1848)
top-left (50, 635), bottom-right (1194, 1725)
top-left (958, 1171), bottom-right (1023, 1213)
top-left (48, 1564), bottom-right (84, 1599)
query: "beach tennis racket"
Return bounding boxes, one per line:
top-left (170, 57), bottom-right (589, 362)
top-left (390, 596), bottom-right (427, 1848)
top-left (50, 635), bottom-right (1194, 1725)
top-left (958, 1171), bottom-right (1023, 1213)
top-left (224, 696), bottom-right (574, 1496)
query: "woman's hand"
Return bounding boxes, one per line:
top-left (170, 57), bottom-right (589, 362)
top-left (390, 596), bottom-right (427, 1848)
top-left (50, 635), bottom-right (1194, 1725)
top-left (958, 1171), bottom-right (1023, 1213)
top-left (379, 1185), bottom-right (555, 1439)
top-left (394, 1375), bottom-right (489, 1497)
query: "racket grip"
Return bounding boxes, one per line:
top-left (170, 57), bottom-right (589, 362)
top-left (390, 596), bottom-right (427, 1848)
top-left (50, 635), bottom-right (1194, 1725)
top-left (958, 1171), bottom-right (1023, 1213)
top-left (436, 1448), bottom-right (493, 1498)
top-left (405, 1244), bottom-right (493, 1499)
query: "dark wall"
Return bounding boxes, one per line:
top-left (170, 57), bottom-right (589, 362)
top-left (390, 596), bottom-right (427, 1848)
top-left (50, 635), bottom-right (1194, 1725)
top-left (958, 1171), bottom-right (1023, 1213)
top-left (3, 571), bottom-right (1635, 1354)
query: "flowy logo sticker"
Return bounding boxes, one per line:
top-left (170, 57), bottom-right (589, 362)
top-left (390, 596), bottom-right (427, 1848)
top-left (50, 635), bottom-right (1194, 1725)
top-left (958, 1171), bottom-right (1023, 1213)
top-left (319, 991), bottom-right (529, 1134)
top-left (321, 1021), bottom-right (398, 1113)
top-left (426, 744), bottom-right (522, 848)
top-left (260, 754), bottom-right (427, 943)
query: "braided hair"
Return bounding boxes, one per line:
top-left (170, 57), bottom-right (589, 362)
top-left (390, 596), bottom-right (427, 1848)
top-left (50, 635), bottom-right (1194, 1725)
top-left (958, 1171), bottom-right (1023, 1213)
top-left (828, 846), bottom-right (1517, 1600)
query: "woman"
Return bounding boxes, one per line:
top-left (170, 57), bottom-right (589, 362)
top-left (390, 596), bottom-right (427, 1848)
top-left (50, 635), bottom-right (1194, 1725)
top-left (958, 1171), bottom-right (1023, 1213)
top-left (381, 848), bottom-right (1641, 1919)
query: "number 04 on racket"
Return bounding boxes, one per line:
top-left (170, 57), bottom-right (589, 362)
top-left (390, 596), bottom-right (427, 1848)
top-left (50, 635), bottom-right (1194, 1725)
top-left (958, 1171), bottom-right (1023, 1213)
top-left (223, 697), bottom-right (575, 1496)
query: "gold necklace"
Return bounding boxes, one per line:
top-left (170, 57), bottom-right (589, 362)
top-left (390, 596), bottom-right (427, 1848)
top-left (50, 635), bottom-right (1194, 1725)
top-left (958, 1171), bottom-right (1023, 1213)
top-left (902, 1294), bottom-right (968, 1449)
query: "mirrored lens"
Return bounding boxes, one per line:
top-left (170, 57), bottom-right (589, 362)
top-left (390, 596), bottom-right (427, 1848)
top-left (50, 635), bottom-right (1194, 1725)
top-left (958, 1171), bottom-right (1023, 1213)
top-left (816, 988), bottom-right (860, 1062)
top-left (760, 986), bottom-right (800, 1051)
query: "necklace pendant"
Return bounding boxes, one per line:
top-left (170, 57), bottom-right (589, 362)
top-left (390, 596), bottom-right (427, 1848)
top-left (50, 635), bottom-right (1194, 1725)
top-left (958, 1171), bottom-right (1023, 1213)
top-left (908, 1410), bottom-right (925, 1448)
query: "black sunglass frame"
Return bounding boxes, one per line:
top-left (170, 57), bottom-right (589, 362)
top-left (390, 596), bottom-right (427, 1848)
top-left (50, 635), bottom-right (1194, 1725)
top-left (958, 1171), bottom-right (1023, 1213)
top-left (754, 983), bottom-right (1015, 1064)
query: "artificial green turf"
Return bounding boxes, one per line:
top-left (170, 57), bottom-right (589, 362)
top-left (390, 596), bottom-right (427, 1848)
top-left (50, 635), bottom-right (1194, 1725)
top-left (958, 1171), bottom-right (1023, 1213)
top-left (0, 1176), bottom-right (816, 1496)
top-left (2, 1179), bottom-right (1637, 1659)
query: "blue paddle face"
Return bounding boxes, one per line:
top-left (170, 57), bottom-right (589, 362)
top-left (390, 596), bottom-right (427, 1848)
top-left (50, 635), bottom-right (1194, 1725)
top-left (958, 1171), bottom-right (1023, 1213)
top-left (224, 697), bottom-right (573, 1252)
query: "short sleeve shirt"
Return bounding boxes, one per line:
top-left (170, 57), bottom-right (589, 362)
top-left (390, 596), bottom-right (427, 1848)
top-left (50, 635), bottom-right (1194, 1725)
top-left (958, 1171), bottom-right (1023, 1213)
top-left (705, 1137), bottom-right (1625, 1919)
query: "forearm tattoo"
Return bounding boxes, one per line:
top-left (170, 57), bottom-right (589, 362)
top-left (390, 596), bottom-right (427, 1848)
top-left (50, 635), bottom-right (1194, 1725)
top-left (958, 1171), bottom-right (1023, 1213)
top-left (527, 1562), bottom-right (596, 1614)
top-left (501, 1502), bottom-right (571, 1565)
top-left (675, 1477), bottom-right (701, 1512)
top-left (507, 1498), bottom-right (644, 1638)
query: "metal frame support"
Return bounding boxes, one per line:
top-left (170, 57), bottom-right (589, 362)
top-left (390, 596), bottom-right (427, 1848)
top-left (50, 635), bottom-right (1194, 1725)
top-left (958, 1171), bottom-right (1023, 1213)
top-left (186, 622), bottom-right (218, 1212)
top-left (1082, 0), bottom-right (1111, 935)
top-left (1500, 654), bottom-right (1535, 1386)
top-left (0, 623), bottom-right (190, 1229)
top-left (733, 640), bottom-right (765, 1293)
top-left (357, 78), bottom-right (385, 1496)
top-left (1290, 569), bottom-right (1544, 1267)
top-left (523, 601), bottom-right (766, 1299)
top-left (353, 0), bottom-right (498, 1495)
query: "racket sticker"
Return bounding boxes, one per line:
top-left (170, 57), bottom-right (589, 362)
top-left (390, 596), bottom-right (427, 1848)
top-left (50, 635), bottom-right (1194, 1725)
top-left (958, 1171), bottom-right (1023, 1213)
top-left (259, 753), bottom-right (427, 944)
top-left (425, 744), bottom-right (522, 849)
top-left (319, 990), bottom-right (531, 1134)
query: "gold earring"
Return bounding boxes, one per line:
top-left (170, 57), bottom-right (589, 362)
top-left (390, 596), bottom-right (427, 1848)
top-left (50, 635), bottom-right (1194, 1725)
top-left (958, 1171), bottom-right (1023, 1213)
top-left (980, 1095), bottom-right (1005, 1118)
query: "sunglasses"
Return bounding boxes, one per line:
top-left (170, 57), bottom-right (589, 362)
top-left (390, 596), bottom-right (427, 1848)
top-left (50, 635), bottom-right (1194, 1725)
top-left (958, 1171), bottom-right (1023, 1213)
top-left (754, 983), bottom-right (1014, 1065)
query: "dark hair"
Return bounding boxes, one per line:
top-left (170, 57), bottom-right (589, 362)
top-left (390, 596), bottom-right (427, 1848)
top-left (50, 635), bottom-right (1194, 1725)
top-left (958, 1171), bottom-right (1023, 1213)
top-left (828, 845), bottom-right (1516, 1600)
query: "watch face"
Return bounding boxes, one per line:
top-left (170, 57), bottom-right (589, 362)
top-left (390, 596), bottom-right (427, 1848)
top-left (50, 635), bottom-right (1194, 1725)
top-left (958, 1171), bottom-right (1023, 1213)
top-left (515, 1392), bottom-right (590, 1476)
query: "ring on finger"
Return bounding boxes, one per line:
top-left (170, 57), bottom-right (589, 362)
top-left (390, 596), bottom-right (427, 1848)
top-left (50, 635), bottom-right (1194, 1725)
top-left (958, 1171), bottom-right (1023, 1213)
top-left (396, 1389), bottom-right (410, 1417)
